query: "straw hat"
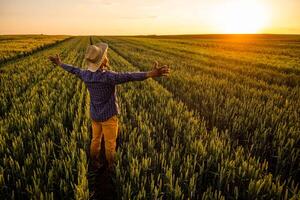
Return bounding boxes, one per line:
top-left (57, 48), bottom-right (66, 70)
top-left (85, 42), bottom-right (108, 72)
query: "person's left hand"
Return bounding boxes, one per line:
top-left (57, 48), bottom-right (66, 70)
top-left (48, 54), bottom-right (62, 66)
top-left (148, 61), bottom-right (170, 77)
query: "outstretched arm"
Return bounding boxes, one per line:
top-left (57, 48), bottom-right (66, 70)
top-left (48, 54), bottom-right (82, 78)
top-left (105, 61), bottom-right (170, 85)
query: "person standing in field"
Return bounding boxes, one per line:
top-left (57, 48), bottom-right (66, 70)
top-left (48, 42), bottom-right (170, 173)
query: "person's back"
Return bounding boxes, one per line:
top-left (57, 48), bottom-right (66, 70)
top-left (63, 65), bottom-right (149, 122)
top-left (82, 69), bottom-right (119, 122)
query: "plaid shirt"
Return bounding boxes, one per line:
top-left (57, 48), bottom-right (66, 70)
top-left (60, 63), bottom-right (148, 122)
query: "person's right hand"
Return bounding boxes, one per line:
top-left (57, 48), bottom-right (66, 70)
top-left (147, 61), bottom-right (170, 78)
top-left (48, 54), bottom-right (62, 66)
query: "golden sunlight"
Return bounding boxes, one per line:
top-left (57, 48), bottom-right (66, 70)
top-left (214, 0), bottom-right (269, 33)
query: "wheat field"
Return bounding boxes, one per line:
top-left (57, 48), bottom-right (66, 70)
top-left (1, 34), bottom-right (299, 199)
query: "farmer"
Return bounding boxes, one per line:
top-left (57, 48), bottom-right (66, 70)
top-left (48, 42), bottom-right (170, 172)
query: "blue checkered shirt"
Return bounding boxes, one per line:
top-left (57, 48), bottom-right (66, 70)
top-left (60, 63), bottom-right (148, 122)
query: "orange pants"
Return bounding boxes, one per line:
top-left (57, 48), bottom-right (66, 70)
top-left (90, 115), bottom-right (119, 171)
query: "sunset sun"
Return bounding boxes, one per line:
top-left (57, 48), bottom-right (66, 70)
top-left (214, 0), bottom-right (269, 33)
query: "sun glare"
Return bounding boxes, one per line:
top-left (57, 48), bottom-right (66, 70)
top-left (214, 0), bottom-right (269, 33)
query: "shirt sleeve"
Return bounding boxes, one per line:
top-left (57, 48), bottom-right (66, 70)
top-left (104, 70), bottom-right (148, 85)
top-left (60, 63), bottom-right (83, 79)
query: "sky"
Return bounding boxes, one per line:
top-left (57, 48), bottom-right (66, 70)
top-left (0, 0), bottom-right (300, 35)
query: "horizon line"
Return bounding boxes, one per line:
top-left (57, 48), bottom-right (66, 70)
top-left (1, 33), bottom-right (300, 36)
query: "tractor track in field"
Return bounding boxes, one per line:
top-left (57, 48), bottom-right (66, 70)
top-left (87, 36), bottom-right (117, 200)
top-left (87, 140), bottom-right (117, 200)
